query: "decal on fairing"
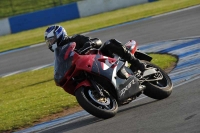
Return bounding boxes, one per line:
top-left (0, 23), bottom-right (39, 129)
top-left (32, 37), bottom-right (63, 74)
top-left (96, 55), bottom-right (126, 88)
top-left (98, 56), bottom-right (117, 70)
top-left (64, 42), bottom-right (76, 60)
top-left (97, 55), bottom-right (119, 86)
top-left (92, 55), bottom-right (116, 81)
top-left (111, 66), bottom-right (117, 88)
top-left (120, 80), bottom-right (136, 96)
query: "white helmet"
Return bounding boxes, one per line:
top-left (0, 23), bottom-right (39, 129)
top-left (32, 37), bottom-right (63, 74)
top-left (44, 25), bottom-right (67, 52)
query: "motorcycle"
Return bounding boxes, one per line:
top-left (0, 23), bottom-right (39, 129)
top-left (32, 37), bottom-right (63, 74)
top-left (53, 40), bottom-right (173, 119)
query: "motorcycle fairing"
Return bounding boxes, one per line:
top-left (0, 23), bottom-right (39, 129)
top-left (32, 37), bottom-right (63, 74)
top-left (91, 54), bottom-right (140, 102)
top-left (75, 80), bottom-right (91, 90)
top-left (62, 56), bottom-right (95, 95)
top-left (115, 75), bottom-right (140, 101)
top-left (54, 44), bottom-right (141, 99)
top-left (91, 54), bottom-right (124, 81)
top-left (98, 56), bottom-right (117, 70)
top-left (62, 52), bottom-right (96, 95)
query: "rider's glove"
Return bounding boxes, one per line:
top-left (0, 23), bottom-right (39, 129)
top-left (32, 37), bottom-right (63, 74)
top-left (78, 42), bottom-right (92, 54)
top-left (90, 38), bottom-right (102, 48)
top-left (90, 41), bottom-right (96, 47)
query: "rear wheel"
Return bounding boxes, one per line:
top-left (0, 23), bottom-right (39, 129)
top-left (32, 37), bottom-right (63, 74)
top-left (75, 87), bottom-right (118, 119)
top-left (142, 61), bottom-right (173, 100)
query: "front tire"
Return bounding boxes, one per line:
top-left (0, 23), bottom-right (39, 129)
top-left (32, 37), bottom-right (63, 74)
top-left (142, 61), bottom-right (173, 100)
top-left (75, 87), bottom-right (118, 119)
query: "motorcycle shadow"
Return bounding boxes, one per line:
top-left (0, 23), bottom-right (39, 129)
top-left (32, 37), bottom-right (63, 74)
top-left (42, 115), bottom-right (103, 133)
top-left (43, 99), bottom-right (159, 133)
top-left (118, 99), bottom-right (158, 114)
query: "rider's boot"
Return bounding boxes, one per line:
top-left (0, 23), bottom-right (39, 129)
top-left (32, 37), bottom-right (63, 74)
top-left (103, 39), bottom-right (146, 73)
top-left (123, 50), bottom-right (147, 90)
top-left (123, 50), bottom-right (146, 73)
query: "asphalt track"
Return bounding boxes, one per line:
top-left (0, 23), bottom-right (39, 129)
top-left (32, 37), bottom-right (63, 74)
top-left (1, 5), bottom-right (200, 76)
top-left (2, 5), bottom-right (199, 133)
top-left (41, 79), bottom-right (200, 133)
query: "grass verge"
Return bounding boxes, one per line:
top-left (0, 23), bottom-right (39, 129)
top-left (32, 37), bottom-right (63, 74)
top-left (0, 0), bottom-right (200, 52)
top-left (0, 54), bottom-right (177, 132)
top-left (0, 0), bottom-right (80, 19)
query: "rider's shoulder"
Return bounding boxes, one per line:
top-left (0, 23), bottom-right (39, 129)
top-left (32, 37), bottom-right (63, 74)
top-left (71, 34), bottom-right (84, 39)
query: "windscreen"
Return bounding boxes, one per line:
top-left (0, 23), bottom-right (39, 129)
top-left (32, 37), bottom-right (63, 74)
top-left (54, 45), bottom-right (73, 85)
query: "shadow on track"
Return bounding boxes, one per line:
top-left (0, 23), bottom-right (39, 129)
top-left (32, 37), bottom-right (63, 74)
top-left (41, 116), bottom-right (102, 133)
top-left (118, 99), bottom-right (158, 114)
top-left (41, 99), bottom-right (158, 133)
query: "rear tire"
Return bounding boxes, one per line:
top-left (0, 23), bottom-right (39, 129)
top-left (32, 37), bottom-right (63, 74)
top-left (142, 61), bottom-right (173, 100)
top-left (75, 87), bottom-right (118, 119)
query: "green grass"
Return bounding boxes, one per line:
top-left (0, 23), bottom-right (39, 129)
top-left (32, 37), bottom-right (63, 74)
top-left (0, 67), bottom-right (78, 132)
top-left (149, 53), bottom-right (177, 70)
top-left (0, 54), bottom-right (177, 132)
top-left (0, 0), bottom-right (200, 52)
top-left (0, 0), bottom-right (80, 19)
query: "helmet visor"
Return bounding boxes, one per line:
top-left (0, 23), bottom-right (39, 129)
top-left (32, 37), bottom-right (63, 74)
top-left (45, 36), bottom-right (56, 47)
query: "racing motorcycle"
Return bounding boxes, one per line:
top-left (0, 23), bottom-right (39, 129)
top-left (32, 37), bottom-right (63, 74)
top-left (54, 40), bottom-right (173, 119)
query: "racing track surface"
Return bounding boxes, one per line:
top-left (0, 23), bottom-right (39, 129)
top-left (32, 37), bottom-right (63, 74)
top-left (41, 79), bottom-right (200, 133)
top-left (1, 5), bottom-right (200, 76)
top-left (2, 5), bottom-right (200, 133)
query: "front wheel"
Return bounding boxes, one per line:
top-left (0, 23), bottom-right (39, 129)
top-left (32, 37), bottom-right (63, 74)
top-left (75, 87), bottom-right (118, 119)
top-left (142, 61), bottom-right (173, 100)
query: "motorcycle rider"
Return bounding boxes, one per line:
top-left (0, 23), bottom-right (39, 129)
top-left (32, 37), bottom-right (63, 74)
top-left (44, 25), bottom-right (146, 72)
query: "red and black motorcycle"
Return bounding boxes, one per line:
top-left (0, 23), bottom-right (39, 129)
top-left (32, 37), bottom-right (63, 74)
top-left (53, 40), bottom-right (173, 119)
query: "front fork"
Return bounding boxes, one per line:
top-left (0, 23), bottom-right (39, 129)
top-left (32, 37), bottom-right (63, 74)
top-left (88, 76), bottom-right (105, 97)
top-left (74, 72), bottom-right (105, 97)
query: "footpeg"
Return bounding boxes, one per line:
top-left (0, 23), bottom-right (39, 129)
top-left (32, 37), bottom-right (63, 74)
top-left (139, 85), bottom-right (146, 91)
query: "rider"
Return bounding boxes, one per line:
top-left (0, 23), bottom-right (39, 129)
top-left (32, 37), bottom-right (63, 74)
top-left (44, 25), bottom-right (145, 72)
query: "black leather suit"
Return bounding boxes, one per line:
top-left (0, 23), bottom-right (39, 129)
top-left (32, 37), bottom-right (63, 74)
top-left (60, 34), bottom-right (145, 72)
